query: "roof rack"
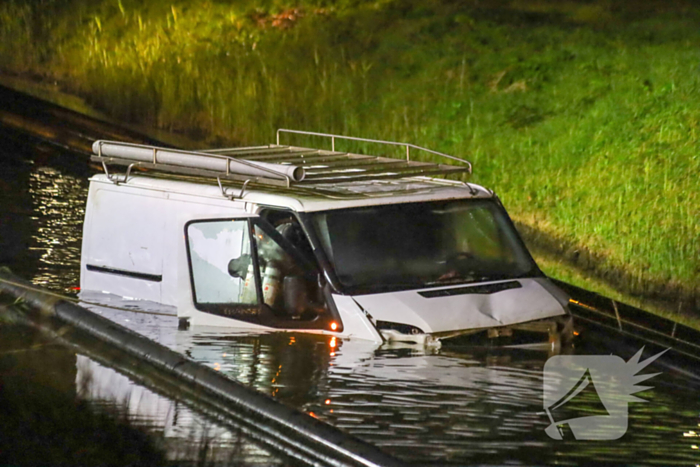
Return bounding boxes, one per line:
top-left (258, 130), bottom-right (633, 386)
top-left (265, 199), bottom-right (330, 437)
top-left (91, 130), bottom-right (472, 191)
top-left (275, 129), bottom-right (472, 169)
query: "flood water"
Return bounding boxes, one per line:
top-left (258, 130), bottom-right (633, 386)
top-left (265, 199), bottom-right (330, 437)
top-left (2, 133), bottom-right (700, 466)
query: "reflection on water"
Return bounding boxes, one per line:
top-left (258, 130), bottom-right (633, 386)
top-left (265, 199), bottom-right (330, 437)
top-left (0, 320), bottom-right (284, 466)
top-left (76, 356), bottom-right (284, 466)
top-left (82, 296), bottom-right (700, 466)
top-left (0, 140), bottom-right (88, 293)
top-left (3, 135), bottom-right (700, 465)
top-left (0, 323), bottom-right (169, 466)
top-left (29, 166), bottom-right (86, 291)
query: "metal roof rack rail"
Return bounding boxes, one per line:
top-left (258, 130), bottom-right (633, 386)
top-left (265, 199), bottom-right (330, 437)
top-left (91, 130), bottom-right (472, 189)
top-left (276, 128), bottom-right (472, 168)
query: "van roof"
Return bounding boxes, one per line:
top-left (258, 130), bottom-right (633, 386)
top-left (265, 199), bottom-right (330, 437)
top-left (90, 132), bottom-right (492, 212)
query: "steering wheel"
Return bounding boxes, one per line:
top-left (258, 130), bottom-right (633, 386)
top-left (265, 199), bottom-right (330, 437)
top-left (437, 252), bottom-right (476, 281)
top-left (444, 251), bottom-right (475, 267)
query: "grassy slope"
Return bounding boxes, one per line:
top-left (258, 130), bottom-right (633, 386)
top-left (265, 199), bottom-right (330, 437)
top-left (0, 0), bottom-right (698, 313)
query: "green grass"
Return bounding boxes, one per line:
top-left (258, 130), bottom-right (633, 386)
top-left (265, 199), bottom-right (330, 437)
top-left (0, 0), bottom-right (698, 313)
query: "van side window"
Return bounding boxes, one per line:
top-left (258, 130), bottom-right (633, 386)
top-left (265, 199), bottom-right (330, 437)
top-left (186, 220), bottom-right (257, 306)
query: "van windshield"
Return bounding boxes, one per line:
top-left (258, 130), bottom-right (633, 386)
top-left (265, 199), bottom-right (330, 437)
top-left (309, 199), bottom-right (539, 294)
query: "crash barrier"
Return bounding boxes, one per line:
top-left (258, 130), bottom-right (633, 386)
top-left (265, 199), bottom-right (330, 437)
top-left (554, 279), bottom-right (700, 363)
top-left (0, 268), bottom-right (407, 467)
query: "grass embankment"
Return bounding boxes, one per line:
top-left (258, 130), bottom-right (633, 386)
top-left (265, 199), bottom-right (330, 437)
top-left (0, 0), bottom-right (698, 315)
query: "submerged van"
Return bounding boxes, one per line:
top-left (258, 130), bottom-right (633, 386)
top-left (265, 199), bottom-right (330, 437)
top-left (81, 130), bottom-right (573, 347)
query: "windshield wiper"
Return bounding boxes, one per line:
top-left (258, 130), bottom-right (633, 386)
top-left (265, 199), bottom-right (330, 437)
top-left (426, 274), bottom-right (492, 286)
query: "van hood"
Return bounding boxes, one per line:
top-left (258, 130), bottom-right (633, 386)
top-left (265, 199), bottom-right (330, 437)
top-left (351, 277), bottom-right (568, 334)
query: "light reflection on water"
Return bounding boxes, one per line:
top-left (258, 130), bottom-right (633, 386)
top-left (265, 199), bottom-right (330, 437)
top-left (28, 166), bottom-right (86, 291)
top-left (3, 141), bottom-right (700, 465)
top-left (0, 145), bottom-right (88, 294)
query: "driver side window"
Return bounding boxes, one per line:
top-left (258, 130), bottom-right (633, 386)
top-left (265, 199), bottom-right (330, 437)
top-left (187, 220), bottom-right (257, 306)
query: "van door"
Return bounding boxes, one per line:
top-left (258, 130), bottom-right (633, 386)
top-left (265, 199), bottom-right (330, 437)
top-left (185, 218), bottom-right (342, 332)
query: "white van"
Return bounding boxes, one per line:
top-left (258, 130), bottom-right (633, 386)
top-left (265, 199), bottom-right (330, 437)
top-left (81, 130), bottom-right (573, 346)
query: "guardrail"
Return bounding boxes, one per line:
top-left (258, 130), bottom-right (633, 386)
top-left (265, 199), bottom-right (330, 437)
top-left (0, 268), bottom-right (408, 467)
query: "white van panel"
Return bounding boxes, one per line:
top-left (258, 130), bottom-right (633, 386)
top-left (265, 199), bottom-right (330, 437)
top-left (88, 190), bottom-right (166, 276)
top-left (81, 180), bottom-right (251, 308)
top-left (82, 188), bottom-right (166, 301)
top-left (331, 295), bottom-right (383, 343)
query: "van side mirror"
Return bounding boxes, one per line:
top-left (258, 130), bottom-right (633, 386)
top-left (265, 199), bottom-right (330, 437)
top-left (228, 254), bottom-right (251, 279)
